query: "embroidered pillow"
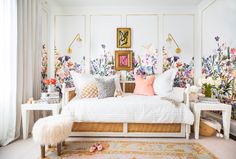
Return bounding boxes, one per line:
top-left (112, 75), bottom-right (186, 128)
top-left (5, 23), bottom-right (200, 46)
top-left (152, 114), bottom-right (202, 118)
top-left (153, 68), bottom-right (178, 97)
top-left (95, 78), bottom-right (116, 99)
top-left (134, 75), bottom-right (155, 96)
top-left (70, 71), bottom-right (98, 98)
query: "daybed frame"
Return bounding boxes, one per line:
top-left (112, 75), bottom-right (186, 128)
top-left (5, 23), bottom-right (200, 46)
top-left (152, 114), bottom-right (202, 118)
top-left (62, 83), bottom-right (191, 139)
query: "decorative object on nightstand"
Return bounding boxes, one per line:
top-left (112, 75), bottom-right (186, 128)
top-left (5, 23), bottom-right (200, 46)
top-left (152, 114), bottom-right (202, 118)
top-left (41, 91), bottom-right (60, 104)
top-left (189, 85), bottom-right (201, 102)
top-left (43, 78), bottom-right (57, 93)
top-left (190, 102), bottom-right (232, 139)
top-left (198, 76), bottom-right (221, 98)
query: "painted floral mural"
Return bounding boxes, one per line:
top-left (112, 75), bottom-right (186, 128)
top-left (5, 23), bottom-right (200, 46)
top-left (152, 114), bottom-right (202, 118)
top-left (163, 47), bottom-right (194, 87)
top-left (126, 45), bottom-right (158, 81)
top-left (201, 36), bottom-right (236, 120)
top-left (90, 44), bottom-right (115, 76)
top-left (201, 36), bottom-right (236, 100)
top-left (41, 44), bottom-right (48, 92)
top-left (54, 50), bottom-right (85, 89)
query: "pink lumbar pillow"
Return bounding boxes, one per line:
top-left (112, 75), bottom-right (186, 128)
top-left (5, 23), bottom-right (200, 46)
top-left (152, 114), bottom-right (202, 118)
top-left (134, 75), bottom-right (155, 96)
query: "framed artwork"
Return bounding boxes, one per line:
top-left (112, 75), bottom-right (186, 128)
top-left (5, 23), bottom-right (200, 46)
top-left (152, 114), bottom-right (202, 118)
top-left (117, 28), bottom-right (131, 48)
top-left (115, 50), bottom-right (133, 71)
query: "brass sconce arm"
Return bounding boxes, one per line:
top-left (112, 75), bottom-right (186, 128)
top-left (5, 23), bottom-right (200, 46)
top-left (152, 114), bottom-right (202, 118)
top-left (67, 33), bottom-right (82, 54)
top-left (166, 33), bottom-right (181, 54)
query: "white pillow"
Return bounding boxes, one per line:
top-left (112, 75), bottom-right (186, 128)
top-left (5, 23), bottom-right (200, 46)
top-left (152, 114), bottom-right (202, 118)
top-left (70, 71), bottom-right (97, 96)
top-left (169, 87), bottom-right (185, 102)
top-left (153, 68), bottom-right (178, 96)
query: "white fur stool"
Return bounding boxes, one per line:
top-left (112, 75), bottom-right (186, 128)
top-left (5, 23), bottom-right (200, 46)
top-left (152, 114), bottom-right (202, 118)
top-left (32, 115), bottom-right (72, 158)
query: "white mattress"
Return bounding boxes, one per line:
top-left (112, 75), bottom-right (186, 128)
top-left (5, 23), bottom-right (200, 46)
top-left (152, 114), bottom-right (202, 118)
top-left (62, 93), bottom-right (194, 125)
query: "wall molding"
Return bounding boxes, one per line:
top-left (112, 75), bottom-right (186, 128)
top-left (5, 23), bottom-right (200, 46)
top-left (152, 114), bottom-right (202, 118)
top-left (48, 8), bottom-right (196, 78)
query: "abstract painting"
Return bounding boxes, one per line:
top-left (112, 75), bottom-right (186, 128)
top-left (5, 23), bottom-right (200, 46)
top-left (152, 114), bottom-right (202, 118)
top-left (115, 50), bottom-right (133, 70)
top-left (117, 28), bottom-right (131, 48)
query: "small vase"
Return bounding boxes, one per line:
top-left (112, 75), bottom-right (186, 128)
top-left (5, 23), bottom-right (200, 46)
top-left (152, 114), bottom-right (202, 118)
top-left (47, 85), bottom-right (54, 93)
top-left (204, 84), bottom-right (212, 98)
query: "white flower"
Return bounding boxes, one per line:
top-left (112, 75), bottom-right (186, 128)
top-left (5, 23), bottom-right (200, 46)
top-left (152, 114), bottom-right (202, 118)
top-left (190, 86), bottom-right (199, 93)
top-left (214, 78), bottom-right (221, 87)
top-left (206, 77), bottom-right (214, 85)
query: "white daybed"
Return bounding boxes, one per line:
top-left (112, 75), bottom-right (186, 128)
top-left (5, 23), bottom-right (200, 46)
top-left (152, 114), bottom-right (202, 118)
top-left (61, 84), bottom-right (194, 139)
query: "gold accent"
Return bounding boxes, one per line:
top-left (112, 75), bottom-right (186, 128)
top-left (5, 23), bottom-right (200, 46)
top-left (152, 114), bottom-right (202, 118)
top-left (115, 50), bottom-right (133, 71)
top-left (67, 33), bottom-right (82, 54)
top-left (117, 28), bottom-right (131, 48)
top-left (166, 33), bottom-right (181, 54)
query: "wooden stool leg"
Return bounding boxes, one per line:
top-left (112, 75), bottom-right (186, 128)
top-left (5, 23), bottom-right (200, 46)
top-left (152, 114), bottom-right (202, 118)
top-left (41, 145), bottom-right (45, 158)
top-left (57, 142), bottom-right (62, 156)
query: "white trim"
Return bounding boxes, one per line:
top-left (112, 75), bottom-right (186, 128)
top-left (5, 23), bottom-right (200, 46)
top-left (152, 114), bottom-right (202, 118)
top-left (49, 8), bottom-right (196, 76)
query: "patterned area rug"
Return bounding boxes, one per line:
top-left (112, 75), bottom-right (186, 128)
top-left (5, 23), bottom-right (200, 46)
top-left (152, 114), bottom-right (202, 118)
top-left (44, 140), bottom-right (217, 159)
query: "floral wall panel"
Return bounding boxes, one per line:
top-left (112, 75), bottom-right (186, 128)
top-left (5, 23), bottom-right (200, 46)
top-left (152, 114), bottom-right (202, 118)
top-left (54, 50), bottom-right (85, 89)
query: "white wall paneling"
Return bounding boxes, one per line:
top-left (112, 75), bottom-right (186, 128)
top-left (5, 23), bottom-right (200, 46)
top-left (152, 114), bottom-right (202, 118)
top-left (126, 15), bottom-right (159, 56)
top-left (90, 15), bottom-right (122, 58)
top-left (201, 0), bottom-right (236, 57)
top-left (48, 5), bottom-right (196, 77)
top-left (163, 14), bottom-right (194, 64)
top-left (55, 15), bottom-right (86, 62)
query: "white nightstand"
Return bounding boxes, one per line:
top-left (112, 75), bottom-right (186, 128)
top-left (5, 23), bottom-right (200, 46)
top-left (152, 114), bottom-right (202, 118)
top-left (191, 102), bottom-right (232, 139)
top-left (21, 103), bottom-right (61, 139)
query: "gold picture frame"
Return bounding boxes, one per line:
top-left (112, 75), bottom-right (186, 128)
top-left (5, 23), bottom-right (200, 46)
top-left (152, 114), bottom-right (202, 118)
top-left (115, 50), bottom-right (133, 71)
top-left (117, 28), bottom-right (131, 48)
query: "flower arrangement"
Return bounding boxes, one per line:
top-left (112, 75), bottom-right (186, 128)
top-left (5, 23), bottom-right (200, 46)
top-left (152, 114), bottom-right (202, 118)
top-left (41, 44), bottom-right (48, 92)
top-left (90, 44), bottom-right (115, 76)
top-left (43, 78), bottom-right (57, 92)
top-left (163, 47), bottom-right (194, 87)
top-left (198, 76), bottom-right (221, 97)
top-left (201, 36), bottom-right (235, 100)
top-left (54, 50), bottom-right (85, 89)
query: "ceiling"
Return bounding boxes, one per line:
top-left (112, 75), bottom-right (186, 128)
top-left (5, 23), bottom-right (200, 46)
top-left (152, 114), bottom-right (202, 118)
top-left (50, 0), bottom-right (204, 8)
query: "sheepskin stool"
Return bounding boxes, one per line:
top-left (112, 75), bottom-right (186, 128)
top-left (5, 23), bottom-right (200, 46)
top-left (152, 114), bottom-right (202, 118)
top-left (32, 115), bottom-right (72, 158)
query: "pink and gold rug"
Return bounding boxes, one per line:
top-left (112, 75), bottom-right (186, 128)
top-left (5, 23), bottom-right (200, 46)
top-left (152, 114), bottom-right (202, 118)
top-left (45, 140), bottom-right (217, 159)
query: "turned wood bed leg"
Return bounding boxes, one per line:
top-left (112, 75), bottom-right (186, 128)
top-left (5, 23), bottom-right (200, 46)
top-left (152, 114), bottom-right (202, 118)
top-left (57, 142), bottom-right (62, 156)
top-left (185, 124), bottom-right (190, 140)
top-left (41, 145), bottom-right (45, 158)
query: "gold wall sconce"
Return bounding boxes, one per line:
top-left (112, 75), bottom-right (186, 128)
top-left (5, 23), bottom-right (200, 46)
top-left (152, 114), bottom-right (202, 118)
top-left (67, 33), bottom-right (82, 54)
top-left (166, 33), bottom-right (181, 54)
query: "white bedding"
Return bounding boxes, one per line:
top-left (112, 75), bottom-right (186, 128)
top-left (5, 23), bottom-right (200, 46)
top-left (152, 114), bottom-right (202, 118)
top-left (62, 93), bottom-right (194, 125)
